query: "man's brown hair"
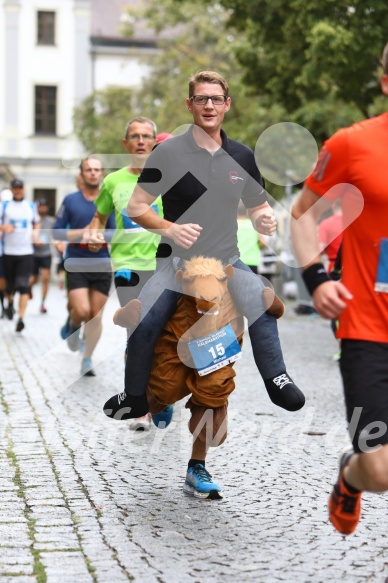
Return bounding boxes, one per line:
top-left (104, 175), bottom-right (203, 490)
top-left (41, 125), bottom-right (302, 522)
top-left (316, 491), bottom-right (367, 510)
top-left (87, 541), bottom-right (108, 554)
top-left (188, 71), bottom-right (229, 98)
top-left (79, 156), bottom-right (102, 173)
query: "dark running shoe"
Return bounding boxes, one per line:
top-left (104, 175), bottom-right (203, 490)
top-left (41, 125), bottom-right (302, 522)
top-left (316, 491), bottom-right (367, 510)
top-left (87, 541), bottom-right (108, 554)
top-left (5, 305), bottom-right (15, 320)
top-left (15, 318), bottom-right (25, 332)
top-left (60, 317), bottom-right (70, 340)
top-left (328, 448), bottom-right (362, 535)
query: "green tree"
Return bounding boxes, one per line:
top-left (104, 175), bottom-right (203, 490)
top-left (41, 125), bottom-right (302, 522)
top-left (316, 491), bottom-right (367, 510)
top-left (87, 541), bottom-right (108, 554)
top-left (73, 86), bottom-right (135, 154)
top-left (209, 0), bottom-right (388, 133)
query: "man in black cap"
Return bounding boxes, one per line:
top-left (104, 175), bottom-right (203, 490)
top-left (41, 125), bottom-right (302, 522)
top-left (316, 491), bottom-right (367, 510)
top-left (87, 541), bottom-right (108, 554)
top-left (0, 179), bottom-right (40, 331)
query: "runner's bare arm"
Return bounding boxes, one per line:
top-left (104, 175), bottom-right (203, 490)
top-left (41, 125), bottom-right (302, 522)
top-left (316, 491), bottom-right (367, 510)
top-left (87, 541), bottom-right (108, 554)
top-left (88, 211), bottom-right (110, 252)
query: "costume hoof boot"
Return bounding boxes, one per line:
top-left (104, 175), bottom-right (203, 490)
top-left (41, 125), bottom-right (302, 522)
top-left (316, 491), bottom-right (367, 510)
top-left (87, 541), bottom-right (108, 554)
top-left (103, 392), bottom-right (149, 420)
top-left (264, 373), bottom-right (305, 411)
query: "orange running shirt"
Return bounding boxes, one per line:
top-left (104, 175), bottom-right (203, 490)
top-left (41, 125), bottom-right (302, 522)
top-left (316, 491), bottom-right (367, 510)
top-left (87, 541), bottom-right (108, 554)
top-left (305, 113), bottom-right (388, 342)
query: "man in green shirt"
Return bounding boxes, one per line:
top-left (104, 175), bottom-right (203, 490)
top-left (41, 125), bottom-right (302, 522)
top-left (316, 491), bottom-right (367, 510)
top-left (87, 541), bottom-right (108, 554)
top-left (89, 117), bottom-right (162, 430)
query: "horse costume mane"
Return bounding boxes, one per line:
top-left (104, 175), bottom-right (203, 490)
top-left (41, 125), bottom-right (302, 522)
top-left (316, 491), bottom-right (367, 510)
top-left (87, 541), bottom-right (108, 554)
top-left (181, 256), bottom-right (227, 280)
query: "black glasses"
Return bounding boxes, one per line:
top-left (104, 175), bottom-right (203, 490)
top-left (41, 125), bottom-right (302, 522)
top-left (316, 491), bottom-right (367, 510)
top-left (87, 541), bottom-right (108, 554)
top-left (128, 133), bottom-right (155, 142)
top-left (190, 95), bottom-right (227, 105)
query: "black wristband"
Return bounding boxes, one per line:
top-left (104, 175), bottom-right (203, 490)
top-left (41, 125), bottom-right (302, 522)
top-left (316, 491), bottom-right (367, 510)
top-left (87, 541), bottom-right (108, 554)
top-left (302, 263), bottom-right (330, 295)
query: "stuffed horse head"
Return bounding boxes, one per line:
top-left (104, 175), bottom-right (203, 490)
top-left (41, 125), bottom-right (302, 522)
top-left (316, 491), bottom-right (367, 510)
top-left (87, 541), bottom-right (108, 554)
top-left (176, 256), bottom-right (234, 317)
top-left (174, 256), bottom-right (243, 366)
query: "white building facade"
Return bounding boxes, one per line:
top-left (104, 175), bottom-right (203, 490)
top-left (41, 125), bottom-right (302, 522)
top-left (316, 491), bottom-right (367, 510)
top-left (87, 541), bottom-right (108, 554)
top-left (0, 0), bottom-right (157, 212)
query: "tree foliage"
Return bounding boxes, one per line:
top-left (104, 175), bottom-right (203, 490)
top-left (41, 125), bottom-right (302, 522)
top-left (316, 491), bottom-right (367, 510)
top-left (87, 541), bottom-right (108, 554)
top-left (73, 86), bottom-right (135, 154)
top-left (210, 0), bottom-right (388, 126)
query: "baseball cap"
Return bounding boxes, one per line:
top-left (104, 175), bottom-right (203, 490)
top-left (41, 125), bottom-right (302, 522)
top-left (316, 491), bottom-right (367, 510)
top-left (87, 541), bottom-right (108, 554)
top-left (156, 132), bottom-right (173, 144)
top-left (37, 198), bottom-right (48, 206)
top-left (10, 178), bottom-right (24, 188)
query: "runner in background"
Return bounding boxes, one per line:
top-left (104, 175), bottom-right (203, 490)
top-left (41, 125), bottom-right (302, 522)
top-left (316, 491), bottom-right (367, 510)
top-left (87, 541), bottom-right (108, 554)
top-left (29, 198), bottom-right (54, 313)
top-left (318, 199), bottom-right (343, 273)
top-left (0, 179), bottom-right (40, 332)
top-left (89, 118), bottom-right (163, 431)
top-left (0, 188), bottom-right (13, 317)
top-left (54, 157), bottom-right (115, 377)
top-left (237, 202), bottom-right (261, 274)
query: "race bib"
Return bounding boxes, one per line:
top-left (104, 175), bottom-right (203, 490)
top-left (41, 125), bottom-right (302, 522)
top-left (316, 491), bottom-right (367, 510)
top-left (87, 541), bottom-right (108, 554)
top-left (122, 203), bottom-right (159, 233)
top-left (10, 219), bottom-right (28, 230)
top-left (188, 324), bottom-right (242, 376)
top-left (375, 238), bottom-right (388, 293)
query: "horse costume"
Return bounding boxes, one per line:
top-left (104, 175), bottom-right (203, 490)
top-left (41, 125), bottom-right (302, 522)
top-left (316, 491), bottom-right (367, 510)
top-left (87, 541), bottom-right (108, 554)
top-left (114, 256), bottom-right (284, 448)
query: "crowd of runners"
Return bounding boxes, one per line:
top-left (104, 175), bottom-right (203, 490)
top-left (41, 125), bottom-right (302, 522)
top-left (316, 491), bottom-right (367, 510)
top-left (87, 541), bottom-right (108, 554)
top-left (1, 46), bottom-right (388, 535)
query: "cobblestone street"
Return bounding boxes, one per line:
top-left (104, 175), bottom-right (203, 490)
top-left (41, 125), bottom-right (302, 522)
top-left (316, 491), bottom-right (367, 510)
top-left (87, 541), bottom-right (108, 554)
top-left (0, 283), bottom-right (387, 583)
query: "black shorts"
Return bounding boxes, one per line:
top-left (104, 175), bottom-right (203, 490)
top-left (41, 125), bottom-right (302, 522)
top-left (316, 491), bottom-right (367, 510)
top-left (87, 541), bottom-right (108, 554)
top-left (0, 256), bottom-right (4, 278)
top-left (33, 255), bottom-right (52, 275)
top-left (340, 339), bottom-right (388, 453)
top-left (3, 254), bottom-right (34, 294)
top-left (114, 270), bottom-right (154, 307)
top-left (66, 270), bottom-right (112, 296)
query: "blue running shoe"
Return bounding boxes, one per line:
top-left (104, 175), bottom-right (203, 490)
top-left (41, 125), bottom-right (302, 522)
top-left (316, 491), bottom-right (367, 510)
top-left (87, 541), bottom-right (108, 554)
top-left (60, 316), bottom-right (70, 340)
top-left (81, 357), bottom-right (96, 377)
top-left (151, 405), bottom-right (174, 429)
top-left (183, 464), bottom-right (223, 500)
top-left (66, 323), bottom-right (80, 352)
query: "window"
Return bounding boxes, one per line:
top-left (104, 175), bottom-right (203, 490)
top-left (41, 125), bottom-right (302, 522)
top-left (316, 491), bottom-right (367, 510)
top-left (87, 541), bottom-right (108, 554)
top-left (33, 189), bottom-right (56, 216)
top-left (37, 11), bottom-right (55, 45)
top-left (35, 86), bottom-right (57, 135)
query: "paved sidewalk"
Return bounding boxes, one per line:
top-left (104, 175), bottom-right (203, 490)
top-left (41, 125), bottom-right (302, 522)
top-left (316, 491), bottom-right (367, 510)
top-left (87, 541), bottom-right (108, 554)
top-left (0, 284), bottom-right (387, 582)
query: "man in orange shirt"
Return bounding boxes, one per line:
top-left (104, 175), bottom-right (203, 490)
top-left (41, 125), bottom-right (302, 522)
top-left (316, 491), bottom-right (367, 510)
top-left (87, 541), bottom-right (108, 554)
top-left (291, 42), bottom-right (388, 535)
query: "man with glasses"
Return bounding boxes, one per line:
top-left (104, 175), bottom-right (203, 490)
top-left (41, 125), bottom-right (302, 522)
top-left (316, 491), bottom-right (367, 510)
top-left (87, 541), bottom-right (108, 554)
top-left (104, 71), bottom-right (305, 497)
top-left (89, 117), bottom-right (163, 431)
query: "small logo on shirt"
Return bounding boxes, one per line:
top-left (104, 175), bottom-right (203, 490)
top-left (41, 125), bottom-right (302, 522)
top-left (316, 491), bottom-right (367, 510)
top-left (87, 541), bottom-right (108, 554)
top-left (229, 171), bottom-right (244, 184)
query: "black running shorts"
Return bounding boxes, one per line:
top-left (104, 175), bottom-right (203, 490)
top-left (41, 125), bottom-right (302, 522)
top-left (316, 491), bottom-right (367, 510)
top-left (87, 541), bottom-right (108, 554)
top-left (33, 255), bottom-right (52, 275)
top-left (3, 254), bottom-right (34, 294)
top-left (340, 339), bottom-right (388, 453)
top-left (66, 270), bottom-right (112, 296)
